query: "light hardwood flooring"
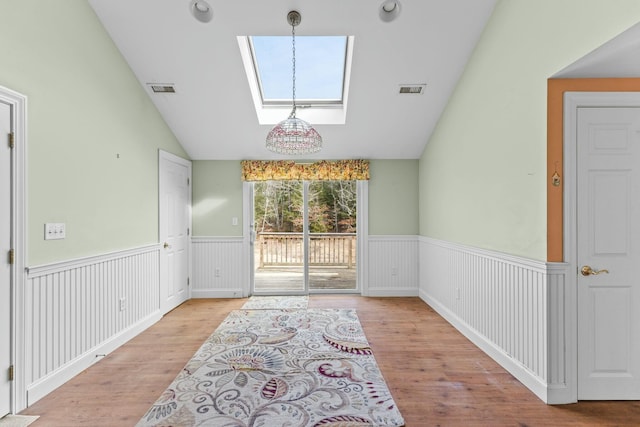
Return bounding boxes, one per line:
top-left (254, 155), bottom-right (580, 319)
top-left (20, 296), bottom-right (640, 426)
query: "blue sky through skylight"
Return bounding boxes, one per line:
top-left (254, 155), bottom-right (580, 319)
top-left (251, 36), bottom-right (347, 101)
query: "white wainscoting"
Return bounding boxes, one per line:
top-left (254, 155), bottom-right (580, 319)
top-left (366, 236), bottom-right (419, 296)
top-left (191, 237), bottom-right (246, 298)
top-left (418, 237), bottom-right (571, 404)
top-left (24, 245), bottom-right (162, 405)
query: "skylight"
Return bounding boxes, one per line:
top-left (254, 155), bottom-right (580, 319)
top-left (251, 36), bottom-right (347, 103)
top-left (238, 35), bottom-right (354, 125)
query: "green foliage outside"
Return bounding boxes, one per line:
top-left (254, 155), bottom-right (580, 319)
top-left (254, 181), bottom-right (357, 233)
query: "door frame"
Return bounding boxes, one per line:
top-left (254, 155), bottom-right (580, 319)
top-left (158, 150), bottom-right (192, 313)
top-left (243, 180), bottom-right (368, 296)
top-left (563, 91), bottom-right (640, 402)
top-left (0, 85), bottom-right (27, 413)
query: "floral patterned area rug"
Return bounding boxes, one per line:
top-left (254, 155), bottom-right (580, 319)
top-left (137, 309), bottom-right (405, 427)
top-left (241, 295), bottom-right (309, 310)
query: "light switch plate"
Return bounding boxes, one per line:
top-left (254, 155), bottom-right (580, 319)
top-left (44, 223), bottom-right (66, 240)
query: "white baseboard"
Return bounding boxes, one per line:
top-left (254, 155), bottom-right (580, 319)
top-left (23, 244), bottom-right (161, 408)
top-left (191, 289), bottom-right (244, 299)
top-left (420, 289), bottom-right (549, 401)
top-left (419, 236), bottom-right (573, 404)
top-left (367, 288), bottom-right (419, 297)
top-left (26, 310), bottom-right (161, 405)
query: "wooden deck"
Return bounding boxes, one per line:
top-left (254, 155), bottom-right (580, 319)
top-left (254, 266), bottom-right (357, 292)
top-left (20, 296), bottom-right (640, 426)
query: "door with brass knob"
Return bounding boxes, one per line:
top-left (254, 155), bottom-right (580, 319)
top-left (159, 151), bottom-right (191, 315)
top-left (575, 105), bottom-right (640, 399)
top-left (580, 265), bottom-right (609, 276)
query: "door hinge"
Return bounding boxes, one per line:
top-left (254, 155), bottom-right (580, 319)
top-left (187, 177), bottom-right (190, 186)
top-left (8, 249), bottom-right (14, 265)
top-left (8, 365), bottom-right (14, 381)
top-left (8, 132), bottom-right (14, 149)
top-left (187, 228), bottom-right (190, 236)
top-left (187, 277), bottom-right (190, 286)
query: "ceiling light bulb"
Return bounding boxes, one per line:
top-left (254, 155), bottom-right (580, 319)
top-left (379, 0), bottom-right (401, 22)
top-left (382, 2), bottom-right (397, 12)
top-left (194, 2), bottom-right (209, 13)
top-left (190, 0), bottom-right (213, 23)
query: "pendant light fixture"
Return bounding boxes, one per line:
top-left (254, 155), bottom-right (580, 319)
top-left (265, 10), bottom-right (322, 155)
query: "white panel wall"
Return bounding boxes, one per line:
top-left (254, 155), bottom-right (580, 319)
top-left (24, 245), bottom-right (162, 404)
top-left (419, 237), bottom-right (572, 404)
top-left (191, 237), bottom-right (246, 298)
top-left (366, 236), bottom-right (419, 296)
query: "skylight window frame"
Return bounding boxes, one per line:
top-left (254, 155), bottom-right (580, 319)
top-left (238, 35), bottom-right (354, 125)
top-left (247, 35), bottom-right (349, 108)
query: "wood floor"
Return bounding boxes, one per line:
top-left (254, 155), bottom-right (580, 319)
top-left (20, 296), bottom-right (640, 426)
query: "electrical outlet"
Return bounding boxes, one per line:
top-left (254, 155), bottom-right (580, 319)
top-left (391, 267), bottom-right (398, 276)
top-left (215, 268), bottom-right (221, 277)
top-left (44, 223), bottom-right (66, 240)
top-left (119, 297), bottom-right (126, 312)
top-left (232, 217), bottom-right (238, 226)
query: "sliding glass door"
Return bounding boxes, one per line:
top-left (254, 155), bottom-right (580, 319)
top-left (251, 180), bottom-right (357, 295)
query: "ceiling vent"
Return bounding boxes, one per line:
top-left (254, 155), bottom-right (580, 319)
top-left (399, 84), bottom-right (426, 95)
top-left (148, 84), bottom-right (176, 93)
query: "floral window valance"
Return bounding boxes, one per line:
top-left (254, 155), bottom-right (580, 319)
top-left (241, 160), bottom-right (370, 181)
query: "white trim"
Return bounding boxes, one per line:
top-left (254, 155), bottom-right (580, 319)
top-left (0, 85), bottom-right (27, 413)
top-left (420, 289), bottom-right (550, 399)
top-left (563, 91), bottom-right (640, 403)
top-left (191, 290), bottom-right (243, 298)
top-left (419, 236), bottom-right (573, 404)
top-left (243, 181), bottom-right (253, 298)
top-left (26, 310), bottom-right (161, 405)
top-left (26, 244), bottom-right (159, 277)
top-left (367, 235), bottom-right (418, 297)
top-left (23, 244), bottom-right (161, 407)
top-left (357, 181), bottom-right (368, 296)
top-left (191, 237), bottom-right (245, 299)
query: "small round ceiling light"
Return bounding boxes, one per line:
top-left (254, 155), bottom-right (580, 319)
top-left (379, 0), bottom-right (401, 22)
top-left (190, 0), bottom-right (213, 23)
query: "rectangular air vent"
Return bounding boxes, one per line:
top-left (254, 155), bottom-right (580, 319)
top-left (399, 84), bottom-right (426, 95)
top-left (148, 84), bottom-right (176, 93)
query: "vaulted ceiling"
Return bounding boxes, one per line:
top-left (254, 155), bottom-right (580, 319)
top-left (89, 0), bottom-right (497, 160)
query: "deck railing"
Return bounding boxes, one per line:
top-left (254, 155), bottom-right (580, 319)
top-left (257, 232), bottom-right (356, 268)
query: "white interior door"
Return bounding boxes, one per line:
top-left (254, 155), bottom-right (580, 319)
top-left (577, 106), bottom-right (640, 399)
top-left (159, 151), bottom-right (191, 314)
top-left (0, 100), bottom-right (12, 416)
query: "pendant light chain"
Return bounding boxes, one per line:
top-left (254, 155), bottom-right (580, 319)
top-left (290, 18), bottom-right (297, 119)
top-left (265, 10), bottom-right (322, 155)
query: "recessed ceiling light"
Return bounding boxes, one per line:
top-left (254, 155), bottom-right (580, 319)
top-left (190, 0), bottom-right (213, 23)
top-left (379, 0), bottom-right (401, 23)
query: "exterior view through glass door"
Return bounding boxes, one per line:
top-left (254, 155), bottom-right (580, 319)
top-left (252, 180), bottom-right (357, 294)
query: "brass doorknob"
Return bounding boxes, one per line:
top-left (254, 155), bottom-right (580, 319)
top-left (581, 265), bottom-right (609, 276)
top-left (163, 242), bottom-right (170, 249)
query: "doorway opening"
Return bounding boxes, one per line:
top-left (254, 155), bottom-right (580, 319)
top-left (251, 180), bottom-right (358, 295)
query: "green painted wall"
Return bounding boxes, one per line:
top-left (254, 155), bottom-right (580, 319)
top-left (191, 160), bottom-right (419, 237)
top-left (419, 0), bottom-right (640, 260)
top-left (192, 161), bottom-right (244, 236)
top-left (0, 1), bottom-right (188, 266)
top-left (369, 160), bottom-right (419, 235)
